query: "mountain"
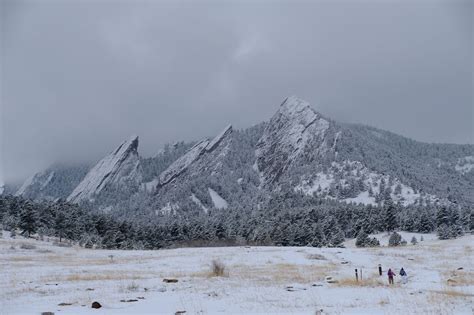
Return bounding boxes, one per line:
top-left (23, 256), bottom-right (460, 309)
top-left (13, 96), bottom-right (474, 216)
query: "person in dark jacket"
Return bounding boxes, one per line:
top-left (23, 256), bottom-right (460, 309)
top-left (400, 267), bottom-right (407, 284)
top-left (387, 268), bottom-right (395, 284)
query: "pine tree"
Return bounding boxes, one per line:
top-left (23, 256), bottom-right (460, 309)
top-left (18, 202), bottom-right (38, 237)
top-left (410, 236), bottom-right (418, 245)
top-left (450, 209), bottom-right (463, 237)
top-left (355, 228), bottom-right (369, 247)
top-left (436, 207), bottom-right (449, 228)
top-left (437, 224), bottom-right (451, 240)
top-left (330, 228), bottom-right (345, 247)
top-left (54, 210), bottom-right (68, 242)
top-left (388, 232), bottom-right (402, 246)
top-left (384, 198), bottom-right (397, 232)
top-left (418, 210), bottom-right (434, 233)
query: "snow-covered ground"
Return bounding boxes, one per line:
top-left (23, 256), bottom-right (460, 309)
top-left (1, 232), bottom-right (472, 315)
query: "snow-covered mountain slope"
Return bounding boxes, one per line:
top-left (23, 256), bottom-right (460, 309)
top-left (67, 136), bottom-right (142, 203)
top-left (158, 139), bottom-right (210, 186)
top-left (148, 125), bottom-right (240, 211)
top-left (14, 164), bottom-right (89, 201)
top-left (295, 160), bottom-right (439, 206)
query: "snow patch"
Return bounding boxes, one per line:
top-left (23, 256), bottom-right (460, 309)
top-left (190, 194), bottom-right (208, 213)
top-left (141, 179), bottom-right (158, 193)
top-left (343, 191), bottom-right (377, 206)
top-left (295, 172), bottom-right (334, 195)
top-left (208, 187), bottom-right (228, 209)
top-left (157, 202), bottom-right (179, 215)
top-left (455, 156), bottom-right (474, 174)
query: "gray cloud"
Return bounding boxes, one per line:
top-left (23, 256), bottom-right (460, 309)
top-left (1, 0), bottom-right (472, 183)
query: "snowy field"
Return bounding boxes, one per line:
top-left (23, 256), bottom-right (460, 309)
top-left (0, 232), bottom-right (473, 315)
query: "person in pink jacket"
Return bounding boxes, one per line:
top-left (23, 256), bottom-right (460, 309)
top-left (387, 268), bottom-right (395, 284)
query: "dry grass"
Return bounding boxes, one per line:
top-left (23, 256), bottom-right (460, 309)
top-left (429, 288), bottom-right (474, 298)
top-left (306, 253), bottom-right (326, 260)
top-left (20, 243), bottom-right (37, 250)
top-left (443, 269), bottom-right (474, 287)
top-left (229, 262), bottom-right (336, 285)
top-left (335, 275), bottom-right (388, 287)
top-left (8, 256), bottom-right (34, 262)
top-left (378, 297), bottom-right (390, 305)
top-left (210, 260), bottom-right (227, 277)
top-left (42, 272), bottom-right (145, 282)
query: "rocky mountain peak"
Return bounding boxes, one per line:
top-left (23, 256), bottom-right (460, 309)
top-left (67, 135), bottom-right (142, 203)
top-left (157, 125), bottom-right (233, 187)
top-left (256, 96), bottom-right (331, 185)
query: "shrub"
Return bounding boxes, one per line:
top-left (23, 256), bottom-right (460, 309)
top-left (388, 232), bottom-right (402, 246)
top-left (307, 253), bottom-right (327, 260)
top-left (410, 236), bottom-right (418, 245)
top-left (355, 229), bottom-right (369, 247)
top-left (53, 241), bottom-right (72, 247)
top-left (369, 237), bottom-right (380, 247)
top-left (356, 229), bottom-right (379, 247)
top-left (126, 282), bottom-right (139, 292)
top-left (20, 243), bottom-right (36, 250)
top-left (210, 260), bottom-right (226, 277)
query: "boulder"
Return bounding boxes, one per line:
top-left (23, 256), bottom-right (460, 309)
top-left (91, 301), bottom-right (102, 309)
top-left (163, 278), bottom-right (179, 283)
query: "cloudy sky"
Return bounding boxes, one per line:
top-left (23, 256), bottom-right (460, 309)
top-left (1, 0), bottom-right (472, 183)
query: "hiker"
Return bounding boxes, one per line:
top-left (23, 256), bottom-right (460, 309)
top-left (387, 268), bottom-right (395, 284)
top-left (399, 267), bottom-right (407, 284)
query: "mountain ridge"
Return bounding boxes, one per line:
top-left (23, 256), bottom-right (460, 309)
top-left (13, 96), bottom-right (474, 215)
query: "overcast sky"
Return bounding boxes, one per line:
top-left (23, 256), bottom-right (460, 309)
top-left (1, 0), bottom-right (472, 184)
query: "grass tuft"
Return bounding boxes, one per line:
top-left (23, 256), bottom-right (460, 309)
top-left (210, 259), bottom-right (227, 277)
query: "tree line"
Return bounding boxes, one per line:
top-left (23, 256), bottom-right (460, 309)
top-left (0, 192), bottom-right (471, 250)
